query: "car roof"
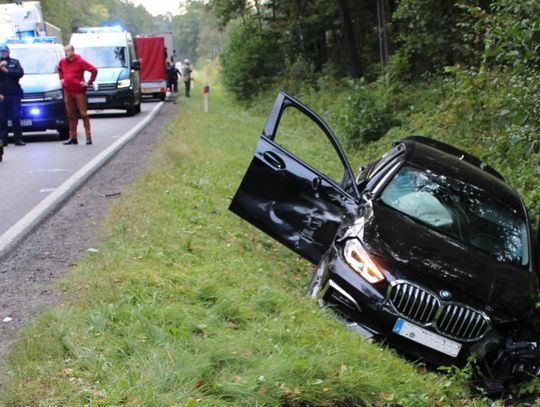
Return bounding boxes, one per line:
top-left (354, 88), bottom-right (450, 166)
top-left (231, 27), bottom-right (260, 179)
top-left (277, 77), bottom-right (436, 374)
top-left (399, 139), bottom-right (524, 211)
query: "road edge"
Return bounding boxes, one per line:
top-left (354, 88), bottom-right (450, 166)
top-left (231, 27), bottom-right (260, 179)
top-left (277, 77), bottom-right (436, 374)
top-left (0, 102), bottom-right (164, 259)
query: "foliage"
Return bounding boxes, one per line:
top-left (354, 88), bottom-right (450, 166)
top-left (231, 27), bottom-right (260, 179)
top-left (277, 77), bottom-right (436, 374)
top-left (220, 19), bottom-right (284, 100)
top-left (479, 0), bottom-right (540, 70)
top-left (334, 79), bottom-right (400, 146)
top-left (391, 0), bottom-right (482, 79)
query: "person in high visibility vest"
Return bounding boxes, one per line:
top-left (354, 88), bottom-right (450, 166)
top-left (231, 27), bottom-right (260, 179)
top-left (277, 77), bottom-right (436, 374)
top-left (180, 59), bottom-right (192, 97)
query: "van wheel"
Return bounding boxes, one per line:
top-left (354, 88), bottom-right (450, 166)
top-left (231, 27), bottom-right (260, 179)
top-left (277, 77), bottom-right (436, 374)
top-left (58, 127), bottom-right (70, 140)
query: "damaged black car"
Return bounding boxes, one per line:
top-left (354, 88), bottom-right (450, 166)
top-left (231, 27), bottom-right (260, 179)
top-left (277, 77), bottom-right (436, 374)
top-left (229, 92), bottom-right (540, 394)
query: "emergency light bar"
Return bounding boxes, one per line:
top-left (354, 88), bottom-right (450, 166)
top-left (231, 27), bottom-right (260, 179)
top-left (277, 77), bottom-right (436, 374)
top-left (77, 26), bottom-right (124, 33)
top-left (6, 36), bottom-right (57, 44)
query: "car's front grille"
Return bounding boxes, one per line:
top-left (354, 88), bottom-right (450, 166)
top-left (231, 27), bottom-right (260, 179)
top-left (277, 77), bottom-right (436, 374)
top-left (91, 83), bottom-right (117, 91)
top-left (388, 281), bottom-right (490, 342)
top-left (22, 92), bottom-right (46, 101)
top-left (437, 304), bottom-right (489, 341)
top-left (389, 282), bottom-right (439, 324)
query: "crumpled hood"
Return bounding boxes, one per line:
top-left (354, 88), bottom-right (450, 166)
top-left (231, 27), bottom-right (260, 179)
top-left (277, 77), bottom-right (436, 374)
top-left (355, 201), bottom-right (537, 321)
top-left (85, 67), bottom-right (128, 85)
top-left (20, 74), bottom-right (62, 93)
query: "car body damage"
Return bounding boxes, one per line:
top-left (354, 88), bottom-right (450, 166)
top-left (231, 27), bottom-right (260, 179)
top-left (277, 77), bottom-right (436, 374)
top-left (229, 91), bottom-right (540, 394)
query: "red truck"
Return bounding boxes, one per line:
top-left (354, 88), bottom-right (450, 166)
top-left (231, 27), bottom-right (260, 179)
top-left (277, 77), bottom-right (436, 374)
top-left (135, 36), bottom-right (167, 101)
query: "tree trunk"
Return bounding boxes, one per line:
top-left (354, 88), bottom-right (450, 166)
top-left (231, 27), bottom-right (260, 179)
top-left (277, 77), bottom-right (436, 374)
top-left (336, 0), bottom-right (362, 78)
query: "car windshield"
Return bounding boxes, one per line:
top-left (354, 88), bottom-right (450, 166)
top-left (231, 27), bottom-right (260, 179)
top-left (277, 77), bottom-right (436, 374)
top-left (76, 46), bottom-right (127, 68)
top-left (10, 47), bottom-right (58, 74)
top-left (380, 165), bottom-right (529, 266)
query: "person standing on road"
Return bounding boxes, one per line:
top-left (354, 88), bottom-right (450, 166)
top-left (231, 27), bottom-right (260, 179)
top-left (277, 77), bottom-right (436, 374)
top-left (57, 45), bottom-right (97, 145)
top-left (180, 59), bottom-right (192, 97)
top-left (0, 84), bottom-right (4, 161)
top-left (0, 43), bottom-right (25, 147)
top-left (166, 61), bottom-right (180, 93)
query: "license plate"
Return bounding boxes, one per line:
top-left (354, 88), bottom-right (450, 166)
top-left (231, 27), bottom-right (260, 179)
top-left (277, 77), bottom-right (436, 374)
top-left (88, 97), bottom-right (106, 104)
top-left (7, 119), bottom-right (32, 126)
top-left (393, 318), bottom-right (462, 357)
top-left (143, 88), bottom-right (153, 93)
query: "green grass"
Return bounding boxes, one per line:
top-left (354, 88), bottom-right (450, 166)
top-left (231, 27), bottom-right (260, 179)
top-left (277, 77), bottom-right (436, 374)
top-left (0, 71), bottom-right (488, 406)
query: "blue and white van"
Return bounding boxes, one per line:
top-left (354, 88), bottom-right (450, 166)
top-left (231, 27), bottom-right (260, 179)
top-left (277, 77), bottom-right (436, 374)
top-left (70, 26), bottom-right (141, 116)
top-left (7, 37), bottom-right (69, 139)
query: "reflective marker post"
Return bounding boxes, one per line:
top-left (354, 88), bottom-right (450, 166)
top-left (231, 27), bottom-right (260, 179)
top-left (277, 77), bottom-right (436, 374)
top-left (203, 82), bottom-right (210, 113)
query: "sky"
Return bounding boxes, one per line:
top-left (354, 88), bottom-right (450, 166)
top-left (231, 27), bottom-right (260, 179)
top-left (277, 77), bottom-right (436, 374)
top-left (129, 0), bottom-right (183, 16)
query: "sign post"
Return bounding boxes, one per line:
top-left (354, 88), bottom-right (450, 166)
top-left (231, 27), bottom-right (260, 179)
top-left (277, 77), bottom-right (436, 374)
top-left (203, 82), bottom-right (210, 113)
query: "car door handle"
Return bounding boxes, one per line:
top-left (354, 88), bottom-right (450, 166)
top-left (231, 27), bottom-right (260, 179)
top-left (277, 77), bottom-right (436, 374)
top-left (312, 176), bottom-right (322, 191)
top-left (262, 151), bottom-right (285, 169)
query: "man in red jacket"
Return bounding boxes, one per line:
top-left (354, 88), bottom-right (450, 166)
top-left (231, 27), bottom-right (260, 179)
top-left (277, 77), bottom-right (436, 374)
top-left (57, 45), bottom-right (98, 145)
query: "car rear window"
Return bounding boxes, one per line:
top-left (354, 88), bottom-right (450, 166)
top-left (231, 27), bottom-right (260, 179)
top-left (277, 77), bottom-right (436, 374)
top-left (380, 165), bottom-right (529, 266)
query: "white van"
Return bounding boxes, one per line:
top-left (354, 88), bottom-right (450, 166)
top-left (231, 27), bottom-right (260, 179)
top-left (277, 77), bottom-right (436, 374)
top-left (70, 26), bottom-right (141, 116)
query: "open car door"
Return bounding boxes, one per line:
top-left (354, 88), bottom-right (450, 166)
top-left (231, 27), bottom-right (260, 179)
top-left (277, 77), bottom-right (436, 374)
top-left (229, 92), bottom-right (360, 264)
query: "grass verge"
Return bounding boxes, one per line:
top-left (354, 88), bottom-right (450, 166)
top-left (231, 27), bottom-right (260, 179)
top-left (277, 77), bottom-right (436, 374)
top-left (1, 71), bottom-right (486, 406)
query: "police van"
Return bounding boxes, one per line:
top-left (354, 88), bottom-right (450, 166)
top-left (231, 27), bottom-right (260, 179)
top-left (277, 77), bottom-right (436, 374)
top-left (70, 26), bottom-right (141, 116)
top-left (7, 37), bottom-right (69, 139)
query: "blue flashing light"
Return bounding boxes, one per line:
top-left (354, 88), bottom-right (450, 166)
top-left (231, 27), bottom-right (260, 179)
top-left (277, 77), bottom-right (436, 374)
top-left (7, 36), bottom-right (57, 44)
top-left (30, 108), bottom-right (41, 116)
top-left (77, 26), bottom-right (124, 34)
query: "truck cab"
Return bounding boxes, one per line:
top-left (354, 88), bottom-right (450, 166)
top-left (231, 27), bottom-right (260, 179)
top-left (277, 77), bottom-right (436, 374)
top-left (70, 26), bottom-right (141, 116)
top-left (7, 37), bottom-right (68, 139)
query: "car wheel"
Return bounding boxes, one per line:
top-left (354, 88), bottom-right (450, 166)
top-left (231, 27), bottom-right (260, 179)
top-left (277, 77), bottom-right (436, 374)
top-left (135, 102), bottom-right (141, 114)
top-left (159, 93), bottom-right (166, 101)
top-left (58, 127), bottom-right (69, 140)
top-left (126, 104), bottom-right (136, 116)
top-left (306, 260), bottom-right (327, 300)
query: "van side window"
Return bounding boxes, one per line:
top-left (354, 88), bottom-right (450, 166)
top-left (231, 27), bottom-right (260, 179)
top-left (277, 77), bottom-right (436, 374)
top-left (128, 39), bottom-right (137, 63)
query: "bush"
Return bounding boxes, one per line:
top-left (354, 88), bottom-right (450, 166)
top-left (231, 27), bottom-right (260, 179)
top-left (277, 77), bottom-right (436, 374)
top-left (334, 80), bottom-right (400, 146)
top-left (220, 19), bottom-right (284, 101)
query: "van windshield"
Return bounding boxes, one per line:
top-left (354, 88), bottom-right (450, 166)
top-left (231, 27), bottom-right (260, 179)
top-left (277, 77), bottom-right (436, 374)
top-left (76, 46), bottom-right (127, 68)
top-left (9, 48), bottom-right (58, 74)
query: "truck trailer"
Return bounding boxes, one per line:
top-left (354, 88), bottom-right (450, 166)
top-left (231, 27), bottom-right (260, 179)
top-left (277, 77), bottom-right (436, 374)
top-left (135, 36), bottom-right (167, 101)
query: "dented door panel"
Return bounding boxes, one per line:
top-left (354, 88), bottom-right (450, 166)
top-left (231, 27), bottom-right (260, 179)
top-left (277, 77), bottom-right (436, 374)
top-left (230, 136), bottom-right (358, 264)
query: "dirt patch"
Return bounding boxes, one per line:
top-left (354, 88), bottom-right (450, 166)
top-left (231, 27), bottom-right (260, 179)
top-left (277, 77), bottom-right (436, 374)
top-left (0, 100), bottom-right (179, 366)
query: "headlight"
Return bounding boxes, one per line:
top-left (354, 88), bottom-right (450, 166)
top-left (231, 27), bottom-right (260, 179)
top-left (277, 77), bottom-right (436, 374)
top-left (117, 79), bottom-right (131, 89)
top-left (45, 89), bottom-right (63, 100)
top-left (343, 239), bottom-right (385, 284)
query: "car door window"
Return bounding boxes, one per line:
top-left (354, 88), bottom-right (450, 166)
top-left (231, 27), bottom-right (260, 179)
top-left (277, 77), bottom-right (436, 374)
top-left (275, 107), bottom-right (346, 185)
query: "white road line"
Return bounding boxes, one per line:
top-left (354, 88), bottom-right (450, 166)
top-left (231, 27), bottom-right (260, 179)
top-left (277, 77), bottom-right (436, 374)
top-left (39, 188), bottom-right (57, 193)
top-left (28, 169), bottom-right (69, 174)
top-left (0, 102), bottom-right (164, 258)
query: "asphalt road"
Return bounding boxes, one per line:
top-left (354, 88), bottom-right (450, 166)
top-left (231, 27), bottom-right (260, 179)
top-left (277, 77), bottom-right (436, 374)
top-left (0, 101), bottom-right (160, 236)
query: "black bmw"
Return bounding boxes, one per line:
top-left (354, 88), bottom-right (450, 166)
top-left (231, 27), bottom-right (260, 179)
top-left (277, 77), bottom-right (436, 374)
top-left (230, 92), bottom-right (540, 393)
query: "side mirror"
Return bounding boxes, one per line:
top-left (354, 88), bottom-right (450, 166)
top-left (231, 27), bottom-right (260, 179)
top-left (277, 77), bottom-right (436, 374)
top-left (131, 60), bottom-right (141, 71)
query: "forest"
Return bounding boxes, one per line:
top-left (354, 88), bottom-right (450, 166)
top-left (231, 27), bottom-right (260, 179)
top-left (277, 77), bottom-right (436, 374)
top-left (212, 0), bottom-right (539, 222)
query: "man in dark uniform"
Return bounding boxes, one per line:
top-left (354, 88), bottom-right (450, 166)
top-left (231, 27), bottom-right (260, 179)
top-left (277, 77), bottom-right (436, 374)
top-left (166, 61), bottom-right (180, 93)
top-left (0, 43), bottom-right (25, 146)
top-left (0, 84), bottom-right (4, 161)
